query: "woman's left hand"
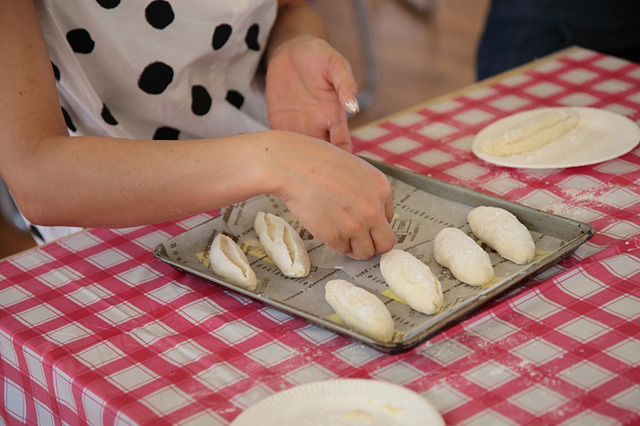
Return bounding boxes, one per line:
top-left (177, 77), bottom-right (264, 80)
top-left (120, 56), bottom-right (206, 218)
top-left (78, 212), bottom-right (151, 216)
top-left (265, 36), bottom-right (359, 153)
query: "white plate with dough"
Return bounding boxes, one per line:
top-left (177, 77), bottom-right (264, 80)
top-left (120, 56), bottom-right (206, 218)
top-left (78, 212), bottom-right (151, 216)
top-left (230, 379), bottom-right (445, 426)
top-left (472, 107), bottom-right (640, 169)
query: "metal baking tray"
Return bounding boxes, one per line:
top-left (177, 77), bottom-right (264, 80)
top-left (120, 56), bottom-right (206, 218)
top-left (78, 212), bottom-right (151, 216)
top-left (154, 159), bottom-right (593, 353)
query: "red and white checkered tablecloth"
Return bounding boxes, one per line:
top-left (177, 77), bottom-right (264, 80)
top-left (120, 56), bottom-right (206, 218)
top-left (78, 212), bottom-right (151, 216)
top-left (2, 47), bottom-right (639, 425)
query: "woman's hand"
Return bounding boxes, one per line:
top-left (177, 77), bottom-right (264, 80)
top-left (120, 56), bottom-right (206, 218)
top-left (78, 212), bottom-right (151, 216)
top-left (258, 131), bottom-right (396, 260)
top-left (265, 36), bottom-right (359, 152)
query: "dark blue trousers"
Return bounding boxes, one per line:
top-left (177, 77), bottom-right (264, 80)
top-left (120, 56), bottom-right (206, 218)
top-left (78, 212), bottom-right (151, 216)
top-left (476, 0), bottom-right (640, 80)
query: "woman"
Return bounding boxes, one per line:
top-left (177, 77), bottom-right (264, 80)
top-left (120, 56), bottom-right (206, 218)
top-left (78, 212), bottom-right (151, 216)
top-left (0, 0), bottom-right (396, 260)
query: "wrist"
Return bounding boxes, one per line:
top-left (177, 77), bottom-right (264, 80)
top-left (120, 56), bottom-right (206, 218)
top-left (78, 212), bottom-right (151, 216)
top-left (250, 130), bottom-right (292, 198)
top-left (266, 2), bottom-right (328, 63)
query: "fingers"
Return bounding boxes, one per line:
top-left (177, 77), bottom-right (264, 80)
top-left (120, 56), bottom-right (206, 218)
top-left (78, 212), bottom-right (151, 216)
top-left (370, 222), bottom-right (397, 254)
top-left (340, 165), bottom-right (394, 259)
top-left (347, 235), bottom-right (375, 260)
top-left (385, 194), bottom-right (394, 223)
top-left (335, 208), bottom-right (396, 260)
top-left (341, 224), bottom-right (396, 260)
top-left (324, 52), bottom-right (359, 115)
top-left (322, 55), bottom-right (358, 151)
top-left (328, 120), bottom-right (353, 153)
top-left (320, 210), bottom-right (394, 260)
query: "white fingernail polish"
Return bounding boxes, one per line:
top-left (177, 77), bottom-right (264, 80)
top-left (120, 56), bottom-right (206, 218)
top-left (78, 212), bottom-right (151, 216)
top-left (345, 98), bottom-right (360, 114)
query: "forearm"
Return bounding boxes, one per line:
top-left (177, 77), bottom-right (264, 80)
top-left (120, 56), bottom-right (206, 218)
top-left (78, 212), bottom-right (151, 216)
top-left (11, 132), bottom-right (279, 228)
top-left (266, 0), bottom-right (329, 63)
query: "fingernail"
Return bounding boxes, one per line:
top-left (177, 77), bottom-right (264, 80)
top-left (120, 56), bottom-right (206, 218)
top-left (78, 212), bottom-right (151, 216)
top-left (344, 97), bottom-right (360, 114)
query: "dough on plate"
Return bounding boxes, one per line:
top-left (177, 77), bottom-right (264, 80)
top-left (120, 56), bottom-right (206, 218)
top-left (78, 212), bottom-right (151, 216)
top-left (468, 206), bottom-right (535, 264)
top-left (480, 109), bottom-right (580, 157)
top-left (380, 249), bottom-right (443, 315)
top-left (209, 233), bottom-right (257, 290)
top-left (325, 279), bottom-right (395, 343)
top-left (433, 227), bottom-right (494, 286)
top-left (254, 211), bottom-right (310, 278)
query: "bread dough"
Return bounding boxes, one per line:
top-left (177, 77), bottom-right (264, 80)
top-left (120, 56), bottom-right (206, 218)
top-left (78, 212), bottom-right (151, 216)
top-left (468, 206), bottom-right (535, 264)
top-left (479, 109), bottom-right (580, 157)
top-left (433, 227), bottom-right (494, 286)
top-left (325, 279), bottom-right (395, 342)
top-left (380, 249), bottom-right (443, 315)
top-left (209, 233), bottom-right (257, 290)
top-left (254, 211), bottom-right (310, 278)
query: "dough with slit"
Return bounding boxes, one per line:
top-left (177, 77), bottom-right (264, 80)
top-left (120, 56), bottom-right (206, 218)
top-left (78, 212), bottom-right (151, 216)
top-left (209, 233), bottom-right (257, 290)
top-left (325, 279), bottom-right (395, 342)
top-left (468, 206), bottom-right (535, 264)
top-left (480, 109), bottom-right (580, 157)
top-left (254, 211), bottom-right (310, 278)
top-left (380, 249), bottom-right (443, 315)
top-left (433, 227), bottom-right (494, 286)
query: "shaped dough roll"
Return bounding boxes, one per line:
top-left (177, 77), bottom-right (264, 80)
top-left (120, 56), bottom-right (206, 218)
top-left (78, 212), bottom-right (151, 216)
top-left (380, 249), bottom-right (443, 315)
top-left (468, 206), bottom-right (535, 264)
top-left (254, 211), bottom-right (310, 278)
top-left (209, 234), bottom-right (257, 290)
top-left (480, 109), bottom-right (580, 157)
top-left (433, 227), bottom-right (494, 286)
top-left (325, 279), bottom-right (395, 343)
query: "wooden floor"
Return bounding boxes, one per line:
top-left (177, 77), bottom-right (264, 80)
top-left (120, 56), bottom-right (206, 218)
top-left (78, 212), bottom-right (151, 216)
top-left (0, 0), bottom-right (490, 260)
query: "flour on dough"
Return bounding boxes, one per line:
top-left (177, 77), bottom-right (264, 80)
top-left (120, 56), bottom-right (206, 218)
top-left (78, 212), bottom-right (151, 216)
top-left (325, 279), bottom-right (395, 342)
top-left (433, 227), bottom-right (494, 286)
top-left (380, 249), bottom-right (443, 315)
top-left (480, 109), bottom-right (580, 157)
top-left (209, 233), bottom-right (257, 290)
top-left (254, 211), bottom-right (310, 278)
top-left (468, 206), bottom-right (535, 264)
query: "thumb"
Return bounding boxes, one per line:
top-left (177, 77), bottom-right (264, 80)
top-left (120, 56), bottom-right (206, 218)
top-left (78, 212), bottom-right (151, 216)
top-left (325, 55), bottom-right (360, 114)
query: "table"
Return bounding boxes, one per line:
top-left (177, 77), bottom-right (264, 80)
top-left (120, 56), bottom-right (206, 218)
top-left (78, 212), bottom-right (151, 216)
top-left (2, 46), bottom-right (639, 425)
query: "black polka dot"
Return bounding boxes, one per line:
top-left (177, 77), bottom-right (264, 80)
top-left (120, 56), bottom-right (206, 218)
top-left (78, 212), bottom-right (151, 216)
top-left (61, 107), bottom-right (76, 132)
top-left (245, 24), bottom-right (260, 51)
top-left (191, 85), bottom-right (212, 116)
top-left (66, 29), bottom-right (95, 54)
top-left (101, 104), bottom-right (118, 125)
top-left (52, 62), bottom-right (60, 81)
top-left (96, 0), bottom-right (120, 8)
top-left (225, 90), bottom-right (244, 109)
top-left (138, 62), bottom-right (174, 94)
top-left (30, 225), bottom-right (45, 242)
top-left (212, 24), bottom-right (232, 50)
top-left (145, 0), bottom-right (174, 29)
top-left (153, 126), bottom-right (180, 140)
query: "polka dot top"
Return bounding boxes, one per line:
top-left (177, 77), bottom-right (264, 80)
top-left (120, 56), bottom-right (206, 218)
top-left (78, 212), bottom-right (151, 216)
top-left (26, 0), bottom-right (276, 244)
top-left (34, 0), bottom-right (277, 140)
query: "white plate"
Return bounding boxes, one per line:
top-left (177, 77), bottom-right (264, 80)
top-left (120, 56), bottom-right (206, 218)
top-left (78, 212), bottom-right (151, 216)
top-left (472, 107), bottom-right (640, 169)
top-left (230, 379), bottom-right (444, 426)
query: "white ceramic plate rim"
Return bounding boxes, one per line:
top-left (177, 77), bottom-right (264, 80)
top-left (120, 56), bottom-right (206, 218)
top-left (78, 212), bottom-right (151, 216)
top-left (230, 379), bottom-right (444, 426)
top-left (472, 107), bottom-right (640, 169)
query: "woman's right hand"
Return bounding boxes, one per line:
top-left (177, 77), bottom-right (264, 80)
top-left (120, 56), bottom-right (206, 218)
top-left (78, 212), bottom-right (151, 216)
top-left (256, 131), bottom-right (396, 260)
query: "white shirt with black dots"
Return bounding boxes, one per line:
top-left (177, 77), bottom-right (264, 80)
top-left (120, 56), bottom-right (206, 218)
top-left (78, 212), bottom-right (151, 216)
top-left (27, 0), bottom-right (277, 243)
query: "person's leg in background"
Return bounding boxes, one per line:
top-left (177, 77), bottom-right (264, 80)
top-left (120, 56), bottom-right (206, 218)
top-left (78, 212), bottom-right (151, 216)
top-left (476, 0), bottom-right (640, 81)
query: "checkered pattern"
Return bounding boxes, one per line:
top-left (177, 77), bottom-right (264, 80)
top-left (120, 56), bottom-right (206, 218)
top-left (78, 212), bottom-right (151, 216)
top-left (2, 47), bottom-right (639, 425)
